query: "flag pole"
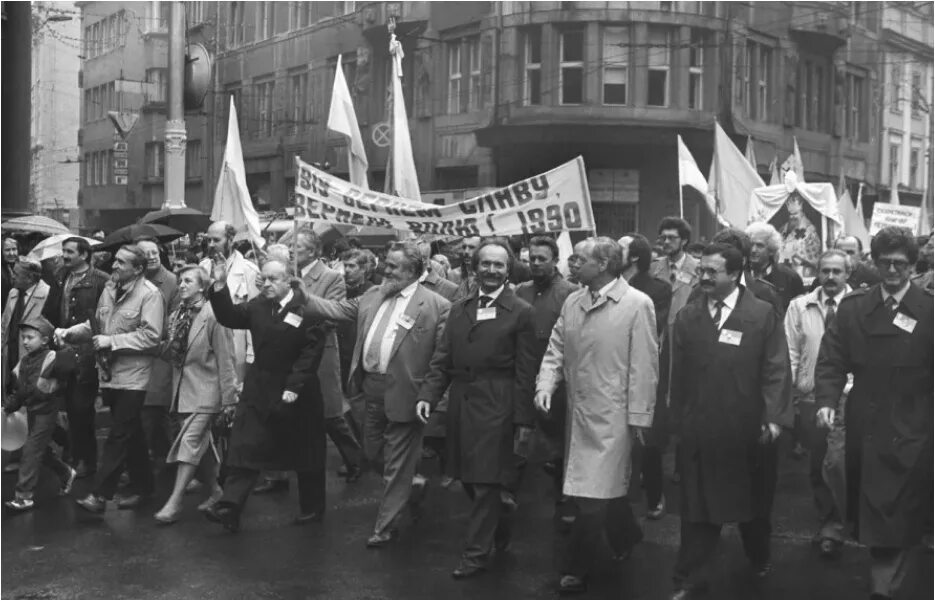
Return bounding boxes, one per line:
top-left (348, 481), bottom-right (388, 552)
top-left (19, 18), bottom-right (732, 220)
top-left (678, 182), bottom-right (685, 219)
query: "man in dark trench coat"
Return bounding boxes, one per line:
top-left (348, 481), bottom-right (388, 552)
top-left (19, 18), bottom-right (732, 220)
top-left (204, 258), bottom-right (327, 532)
top-left (669, 243), bottom-right (791, 598)
top-left (417, 237), bottom-right (538, 579)
top-left (815, 226), bottom-right (933, 599)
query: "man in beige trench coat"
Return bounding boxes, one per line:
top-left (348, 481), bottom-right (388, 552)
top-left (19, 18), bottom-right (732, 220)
top-left (535, 236), bottom-right (659, 594)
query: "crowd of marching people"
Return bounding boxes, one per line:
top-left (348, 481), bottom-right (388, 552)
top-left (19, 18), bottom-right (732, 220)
top-left (1, 216), bottom-right (931, 599)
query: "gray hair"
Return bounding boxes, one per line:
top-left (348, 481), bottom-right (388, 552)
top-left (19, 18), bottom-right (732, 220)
top-left (580, 236), bottom-right (623, 277)
top-left (265, 243), bottom-right (291, 264)
top-left (387, 240), bottom-right (425, 277)
top-left (745, 222), bottom-right (782, 256)
top-left (177, 264), bottom-right (209, 288)
top-left (817, 249), bottom-right (852, 274)
top-left (294, 228), bottom-right (322, 254)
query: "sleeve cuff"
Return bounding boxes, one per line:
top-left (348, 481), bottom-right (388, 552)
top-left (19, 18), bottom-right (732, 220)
top-left (628, 411), bottom-right (653, 428)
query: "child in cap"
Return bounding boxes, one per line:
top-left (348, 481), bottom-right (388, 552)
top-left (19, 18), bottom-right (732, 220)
top-left (3, 316), bottom-right (76, 511)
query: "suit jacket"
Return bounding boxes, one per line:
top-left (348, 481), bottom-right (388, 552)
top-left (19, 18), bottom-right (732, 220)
top-left (418, 287), bottom-right (538, 484)
top-left (43, 266), bottom-right (109, 384)
top-left (758, 261), bottom-right (804, 314)
top-left (301, 259), bottom-right (347, 418)
top-left (650, 253), bottom-right (699, 328)
top-left (164, 302), bottom-right (239, 414)
top-left (670, 286), bottom-right (790, 524)
top-left (209, 284), bottom-right (327, 472)
top-left (814, 283), bottom-right (933, 547)
top-left (421, 271), bottom-right (460, 302)
top-left (628, 271), bottom-right (673, 339)
top-left (304, 283), bottom-right (451, 422)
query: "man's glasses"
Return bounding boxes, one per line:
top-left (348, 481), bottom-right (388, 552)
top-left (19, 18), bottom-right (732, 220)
top-left (875, 258), bottom-right (910, 271)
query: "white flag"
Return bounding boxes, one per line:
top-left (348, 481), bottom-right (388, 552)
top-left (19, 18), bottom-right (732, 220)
top-left (211, 97), bottom-right (263, 247)
top-left (678, 135), bottom-right (709, 197)
top-left (707, 122), bottom-right (763, 227)
top-left (387, 34), bottom-right (421, 201)
top-left (768, 155), bottom-right (780, 186)
top-left (328, 55), bottom-right (369, 189)
top-left (744, 136), bottom-right (758, 170)
top-left (557, 230), bottom-right (574, 277)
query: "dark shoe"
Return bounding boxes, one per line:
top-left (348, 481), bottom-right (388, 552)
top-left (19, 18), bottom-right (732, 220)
top-left (366, 530), bottom-right (396, 548)
top-left (3, 461), bottom-right (19, 474)
top-left (752, 561), bottom-right (773, 578)
top-left (75, 493), bottom-right (106, 514)
top-left (252, 478), bottom-right (289, 494)
top-left (344, 465), bottom-right (363, 483)
top-left (646, 494), bottom-right (666, 520)
top-left (114, 493), bottom-right (149, 510)
top-left (337, 465), bottom-right (350, 477)
top-left (60, 466), bottom-right (78, 496)
top-left (451, 562), bottom-right (486, 579)
top-left (204, 503), bottom-right (240, 533)
top-left (671, 588), bottom-right (695, 600)
top-left (294, 511), bottom-right (324, 525)
top-left (494, 522), bottom-right (512, 552)
top-left (74, 461), bottom-right (95, 479)
top-left (558, 574), bottom-right (587, 594)
top-left (542, 459), bottom-right (561, 478)
top-left (819, 537), bottom-right (841, 559)
top-left (500, 491), bottom-right (518, 513)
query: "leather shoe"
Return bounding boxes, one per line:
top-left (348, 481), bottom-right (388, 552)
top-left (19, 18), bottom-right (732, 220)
top-left (451, 562), bottom-right (486, 579)
top-left (558, 574), bottom-right (587, 594)
top-left (671, 588), bottom-right (694, 600)
top-left (818, 538), bottom-right (841, 559)
top-left (75, 493), bottom-right (106, 514)
top-left (74, 461), bottom-right (95, 479)
top-left (752, 561), bottom-right (773, 578)
top-left (646, 495), bottom-right (666, 520)
top-left (344, 465), bottom-right (363, 483)
top-left (494, 523), bottom-right (511, 552)
top-left (114, 493), bottom-right (148, 510)
top-left (253, 478), bottom-right (289, 494)
top-left (366, 530), bottom-right (396, 548)
top-left (204, 503), bottom-right (240, 533)
top-left (294, 511), bottom-right (324, 525)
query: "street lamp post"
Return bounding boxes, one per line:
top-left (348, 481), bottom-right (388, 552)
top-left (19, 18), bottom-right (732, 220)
top-left (163, 0), bottom-right (187, 209)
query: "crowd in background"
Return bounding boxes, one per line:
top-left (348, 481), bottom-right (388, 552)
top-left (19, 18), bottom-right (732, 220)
top-left (0, 216), bottom-right (931, 599)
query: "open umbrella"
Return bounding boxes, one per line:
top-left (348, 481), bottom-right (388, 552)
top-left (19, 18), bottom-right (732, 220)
top-left (94, 223), bottom-right (184, 252)
top-left (140, 207), bottom-right (211, 234)
top-left (26, 234), bottom-right (99, 262)
top-left (1, 215), bottom-right (71, 237)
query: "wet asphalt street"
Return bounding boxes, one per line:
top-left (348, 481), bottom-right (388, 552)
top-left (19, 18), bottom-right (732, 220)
top-left (2, 432), bottom-right (932, 600)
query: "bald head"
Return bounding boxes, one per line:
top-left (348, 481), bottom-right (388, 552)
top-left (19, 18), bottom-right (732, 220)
top-left (259, 259), bottom-right (293, 301)
top-left (206, 221), bottom-right (236, 259)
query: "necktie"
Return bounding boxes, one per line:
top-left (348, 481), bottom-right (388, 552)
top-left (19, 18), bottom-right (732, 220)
top-left (824, 298), bottom-right (836, 329)
top-left (478, 295), bottom-right (493, 309)
top-left (364, 295), bottom-right (398, 373)
top-left (712, 300), bottom-right (724, 329)
top-left (884, 296), bottom-right (898, 314)
top-left (669, 263), bottom-right (677, 284)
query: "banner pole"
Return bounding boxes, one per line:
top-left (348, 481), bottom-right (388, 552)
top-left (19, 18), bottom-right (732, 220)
top-left (678, 183), bottom-right (685, 219)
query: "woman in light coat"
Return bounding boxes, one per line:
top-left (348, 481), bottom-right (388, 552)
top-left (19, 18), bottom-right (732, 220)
top-left (154, 265), bottom-right (238, 524)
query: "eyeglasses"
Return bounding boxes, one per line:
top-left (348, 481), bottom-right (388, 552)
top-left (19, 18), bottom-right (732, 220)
top-left (875, 258), bottom-right (910, 271)
top-left (659, 234), bottom-right (681, 241)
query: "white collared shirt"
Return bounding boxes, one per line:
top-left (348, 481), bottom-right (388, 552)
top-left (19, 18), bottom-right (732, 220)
top-left (278, 289), bottom-right (294, 312)
top-left (363, 280), bottom-right (419, 373)
top-left (669, 253), bottom-right (686, 274)
top-left (818, 286), bottom-right (849, 319)
top-left (592, 277), bottom-right (617, 301)
top-left (478, 284), bottom-right (505, 304)
top-left (881, 281), bottom-right (911, 308)
top-left (418, 270), bottom-right (429, 283)
top-left (708, 285), bottom-right (740, 329)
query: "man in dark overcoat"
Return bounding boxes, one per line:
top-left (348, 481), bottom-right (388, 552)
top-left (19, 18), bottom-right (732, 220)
top-left (417, 237), bottom-right (538, 579)
top-left (204, 258), bottom-right (327, 532)
top-left (815, 226), bottom-right (933, 598)
top-left (669, 243), bottom-right (791, 598)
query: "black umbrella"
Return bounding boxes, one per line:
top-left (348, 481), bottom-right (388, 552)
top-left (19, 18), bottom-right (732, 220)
top-left (139, 207), bottom-right (211, 234)
top-left (94, 223), bottom-right (184, 252)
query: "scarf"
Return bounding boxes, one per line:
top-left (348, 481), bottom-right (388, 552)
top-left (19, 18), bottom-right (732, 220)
top-left (167, 297), bottom-right (204, 368)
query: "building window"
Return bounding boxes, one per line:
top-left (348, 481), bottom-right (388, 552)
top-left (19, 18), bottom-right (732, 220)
top-left (796, 57), bottom-right (830, 132)
top-left (890, 65), bottom-right (902, 113)
top-left (560, 28), bottom-right (585, 105)
top-left (187, 140), bottom-right (203, 178)
top-left (911, 70), bottom-right (922, 116)
top-left (846, 72), bottom-right (866, 141)
top-left (291, 2), bottom-right (312, 29)
top-left (186, 2), bottom-right (205, 24)
top-left (257, 2), bottom-right (275, 39)
top-left (228, 2), bottom-right (245, 47)
top-left (145, 68), bottom-right (168, 104)
top-left (910, 145), bottom-right (920, 188)
top-left (522, 27), bottom-right (542, 106)
top-left (889, 136), bottom-right (901, 186)
top-left (602, 26), bottom-right (629, 105)
top-left (289, 69), bottom-right (309, 134)
top-left (467, 37), bottom-right (482, 111)
top-left (145, 143), bottom-right (165, 179)
top-left (647, 27), bottom-right (671, 107)
top-left (756, 45), bottom-right (771, 120)
top-left (256, 78), bottom-right (275, 137)
top-left (447, 42), bottom-right (462, 114)
top-left (689, 29), bottom-right (704, 110)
